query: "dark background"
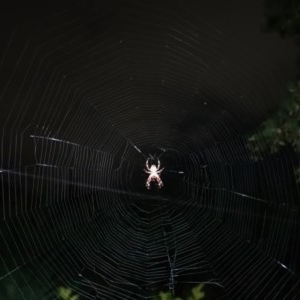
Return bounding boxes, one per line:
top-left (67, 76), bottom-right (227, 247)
top-left (0, 1), bottom-right (299, 299)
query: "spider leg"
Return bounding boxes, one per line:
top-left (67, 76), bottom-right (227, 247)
top-left (157, 167), bottom-right (164, 174)
top-left (157, 176), bottom-right (163, 188)
top-left (157, 159), bottom-right (161, 170)
top-left (146, 159), bottom-right (151, 170)
top-left (146, 176), bottom-right (151, 189)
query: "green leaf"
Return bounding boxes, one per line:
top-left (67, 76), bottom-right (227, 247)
top-left (159, 291), bottom-right (173, 300)
top-left (57, 287), bottom-right (79, 300)
top-left (191, 284), bottom-right (205, 300)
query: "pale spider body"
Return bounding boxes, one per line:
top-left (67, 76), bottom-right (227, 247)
top-left (144, 159), bottom-right (164, 189)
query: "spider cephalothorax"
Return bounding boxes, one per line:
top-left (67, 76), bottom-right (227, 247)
top-left (144, 159), bottom-right (164, 189)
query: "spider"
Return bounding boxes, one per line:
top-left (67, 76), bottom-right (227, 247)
top-left (144, 159), bottom-right (164, 189)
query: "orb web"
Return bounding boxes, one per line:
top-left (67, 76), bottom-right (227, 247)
top-left (0, 2), bottom-right (299, 299)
